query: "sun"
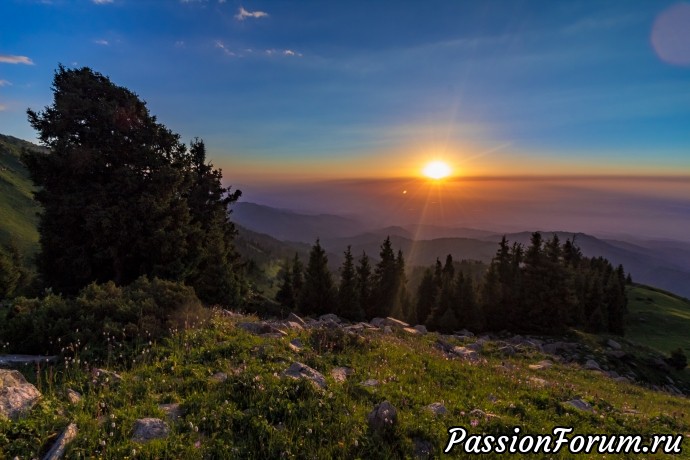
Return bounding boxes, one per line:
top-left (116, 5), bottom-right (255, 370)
top-left (422, 160), bottom-right (452, 180)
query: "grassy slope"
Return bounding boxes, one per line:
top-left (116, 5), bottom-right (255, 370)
top-left (0, 134), bottom-right (41, 256)
top-left (1, 312), bottom-right (689, 459)
top-left (626, 284), bottom-right (690, 355)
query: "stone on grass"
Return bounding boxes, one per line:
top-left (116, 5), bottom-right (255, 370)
top-left (424, 402), bottom-right (447, 416)
top-left (413, 325), bottom-right (428, 334)
top-left (211, 372), bottom-right (228, 383)
top-left (606, 339), bottom-right (622, 350)
top-left (565, 398), bottom-right (593, 413)
top-left (132, 418), bottom-right (170, 443)
top-left (382, 317), bottom-right (409, 329)
top-left (66, 389), bottom-right (82, 405)
top-left (367, 400), bottom-right (397, 431)
top-left (319, 313), bottom-right (342, 323)
top-left (528, 360), bottom-right (553, 370)
top-left (451, 346), bottom-right (478, 361)
top-left (283, 362), bottom-right (327, 389)
top-left (584, 359), bottom-right (601, 371)
top-left (91, 368), bottom-right (122, 384)
top-left (370, 317), bottom-right (386, 328)
top-left (403, 327), bottom-right (421, 335)
top-left (413, 438), bottom-right (433, 459)
top-left (287, 312), bottom-right (306, 327)
top-left (361, 379), bottom-right (379, 387)
top-left (43, 422), bottom-right (77, 460)
top-left (158, 403), bottom-right (183, 420)
top-left (0, 369), bottom-right (41, 419)
top-left (289, 339), bottom-right (304, 352)
top-left (331, 367), bottom-right (354, 383)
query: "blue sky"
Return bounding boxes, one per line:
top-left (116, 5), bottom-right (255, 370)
top-left (1, 0), bottom-right (689, 181)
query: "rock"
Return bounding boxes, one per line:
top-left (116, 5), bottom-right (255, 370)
top-left (289, 339), bottom-right (304, 352)
top-left (607, 350), bottom-right (627, 359)
top-left (528, 377), bottom-right (548, 387)
top-left (43, 422), bottom-right (77, 460)
top-left (283, 362), bottom-right (327, 389)
top-left (367, 400), bottom-right (397, 431)
top-left (424, 402), bottom-right (447, 416)
top-left (361, 379), bottom-right (380, 387)
top-left (607, 339), bottom-right (622, 350)
top-left (132, 418), bottom-right (170, 443)
top-left (238, 322), bottom-right (285, 336)
top-left (287, 312), bottom-right (306, 327)
top-left (455, 329), bottom-right (474, 338)
top-left (542, 341), bottom-right (577, 355)
top-left (382, 317), bottom-right (409, 329)
top-left (413, 438), bottom-right (433, 459)
top-left (403, 327), bottom-right (421, 335)
top-left (211, 372), bottom-right (228, 383)
top-left (284, 321), bottom-right (303, 330)
top-left (260, 332), bottom-right (286, 339)
top-left (451, 346), bottom-right (478, 361)
top-left (91, 368), bottom-right (122, 384)
top-left (498, 345), bottom-right (516, 356)
top-left (565, 398), bottom-right (593, 412)
top-left (584, 359), bottom-right (601, 371)
top-left (331, 367), bottom-right (354, 383)
top-left (383, 326), bottom-right (393, 334)
top-left (319, 313), bottom-right (342, 323)
top-left (528, 360), bottom-right (553, 370)
top-left (66, 389), bottom-right (82, 405)
top-left (0, 369), bottom-right (41, 419)
top-left (466, 341), bottom-right (484, 352)
top-left (158, 403), bottom-right (183, 420)
top-left (370, 317), bottom-right (386, 328)
top-left (414, 325), bottom-right (428, 334)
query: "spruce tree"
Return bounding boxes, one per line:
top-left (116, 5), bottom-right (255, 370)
top-left (276, 259), bottom-right (295, 309)
top-left (415, 268), bottom-right (437, 325)
top-left (373, 236), bottom-right (399, 318)
top-left (299, 239), bottom-right (335, 316)
top-left (337, 246), bottom-right (363, 320)
top-left (356, 252), bottom-right (374, 318)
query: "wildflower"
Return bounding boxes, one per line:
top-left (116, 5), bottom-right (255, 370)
top-left (471, 419), bottom-right (479, 427)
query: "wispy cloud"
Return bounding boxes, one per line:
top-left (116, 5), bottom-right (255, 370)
top-left (0, 55), bottom-right (34, 65)
top-left (215, 40), bottom-right (236, 57)
top-left (92, 0), bottom-right (114, 4)
top-left (94, 39), bottom-right (110, 46)
top-left (0, 104), bottom-right (7, 111)
top-left (235, 6), bottom-right (268, 21)
top-left (0, 80), bottom-right (11, 87)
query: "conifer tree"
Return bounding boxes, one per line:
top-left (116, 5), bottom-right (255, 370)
top-left (337, 246), bottom-right (363, 320)
top-left (299, 239), bottom-right (336, 315)
top-left (373, 236), bottom-right (399, 317)
top-left (415, 268), bottom-right (437, 325)
top-left (356, 252), bottom-right (374, 318)
top-left (276, 258), bottom-right (295, 309)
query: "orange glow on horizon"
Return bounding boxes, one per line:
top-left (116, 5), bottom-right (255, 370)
top-left (422, 160), bottom-right (452, 180)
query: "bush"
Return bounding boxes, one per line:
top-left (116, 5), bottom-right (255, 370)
top-left (0, 276), bottom-right (205, 357)
top-left (666, 348), bottom-right (688, 371)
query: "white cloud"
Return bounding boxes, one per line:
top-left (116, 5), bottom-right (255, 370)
top-left (0, 80), bottom-right (11, 87)
top-left (283, 49), bottom-right (302, 57)
top-left (215, 40), bottom-right (236, 57)
top-left (92, 0), bottom-right (114, 3)
top-left (0, 55), bottom-right (34, 65)
top-left (94, 39), bottom-right (110, 46)
top-left (175, 40), bottom-right (186, 48)
top-left (235, 6), bottom-right (268, 21)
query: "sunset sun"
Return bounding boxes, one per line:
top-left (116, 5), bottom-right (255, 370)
top-left (422, 160), bottom-right (452, 180)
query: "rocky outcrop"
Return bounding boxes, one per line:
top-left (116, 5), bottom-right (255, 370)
top-left (0, 369), bottom-right (41, 419)
top-left (132, 418), bottom-right (170, 443)
top-left (283, 362), bottom-right (327, 389)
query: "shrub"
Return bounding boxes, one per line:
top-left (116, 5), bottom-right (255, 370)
top-left (666, 348), bottom-right (688, 371)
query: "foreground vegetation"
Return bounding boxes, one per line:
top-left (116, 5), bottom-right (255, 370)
top-left (1, 307), bottom-right (689, 459)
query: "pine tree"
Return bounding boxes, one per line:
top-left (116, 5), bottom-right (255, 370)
top-left (276, 258), bottom-right (295, 309)
top-left (337, 246), bottom-right (363, 320)
top-left (415, 268), bottom-right (437, 325)
top-left (299, 239), bottom-right (336, 316)
top-left (373, 236), bottom-right (399, 318)
top-left (356, 252), bottom-right (373, 318)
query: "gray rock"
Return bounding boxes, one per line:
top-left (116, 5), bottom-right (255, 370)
top-left (382, 317), bottom-right (409, 329)
top-left (283, 362), bottom-right (327, 389)
top-left (528, 360), bottom-right (553, 370)
top-left (66, 389), bottom-right (82, 405)
top-left (0, 369), bottom-right (41, 419)
top-left (403, 327), bottom-right (421, 335)
top-left (383, 326), bottom-right (393, 334)
top-left (451, 346), bottom-right (478, 360)
top-left (466, 341), bottom-right (484, 352)
top-left (414, 325), bottom-right (428, 334)
top-left (607, 350), bottom-right (627, 359)
top-left (319, 313), bottom-right (342, 323)
top-left (424, 402), bottom-right (447, 416)
top-left (606, 339), bottom-right (622, 350)
top-left (413, 438), bottom-right (433, 459)
top-left (289, 338), bottom-right (304, 352)
top-left (91, 368), bottom-right (122, 384)
top-left (361, 379), bottom-right (380, 387)
top-left (211, 372), bottom-right (228, 383)
top-left (498, 345), bottom-right (516, 356)
top-left (370, 317), bottom-right (386, 328)
top-left (455, 329), bottom-right (474, 338)
top-left (565, 398), bottom-right (593, 412)
top-left (132, 418), bottom-right (170, 443)
top-left (284, 321), bottom-right (303, 330)
top-left (331, 367), bottom-right (354, 383)
top-left (367, 400), bottom-right (397, 431)
top-left (158, 403), bottom-right (183, 420)
top-left (42, 422), bottom-right (77, 460)
top-left (584, 359), bottom-right (601, 371)
top-left (287, 312), bottom-right (306, 327)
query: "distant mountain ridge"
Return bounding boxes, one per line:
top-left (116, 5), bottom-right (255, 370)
top-left (234, 202), bottom-right (690, 299)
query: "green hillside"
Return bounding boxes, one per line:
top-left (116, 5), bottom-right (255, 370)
top-left (626, 284), bottom-right (690, 355)
top-left (2, 311), bottom-right (689, 458)
top-left (0, 134), bottom-right (42, 257)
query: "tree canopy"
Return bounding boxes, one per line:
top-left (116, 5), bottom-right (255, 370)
top-left (23, 66), bottom-right (244, 305)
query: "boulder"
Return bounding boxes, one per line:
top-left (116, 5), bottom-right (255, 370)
top-left (528, 360), bottom-right (553, 370)
top-left (0, 369), bottom-right (41, 419)
top-left (287, 312), bottom-right (307, 327)
top-left (66, 389), bottom-right (82, 405)
top-left (451, 346), bottom-right (478, 361)
top-left (283, 362), bottom-right (327, 389)
top-left (91, 368), bottom-right (122, 384)
top-left (370, 317), bottom-right (386, 328)
top-left (43, 422), bottom-right (77, 460)
top-left (132, 418), bottom-right (170, 443)
top-left (361, 379), bottom-right (379, 387)
top-left (413, 325), bottom-right (428, 334)
top-left (455, 329), bottom-right (474, 338)
top-left (158, 403), bottom-right (183, 420)
top-left (403, 327), bottom-right (421, 335)
top-left (382, 317), bottom-right (409, 329)
top-left (331, 367), bottom-right (354, 383)
top-left (413, 438), bottom-right (433, 459)
top-left (424, 402), bottom-right (447, 416)
top-left (606, 339), bottom-right (622, 350)
top-left (319, 313), bottom-right (342, 323)
top-left (584, 359), bottom-right (601, 371)
top-left (367, 400), bottom-right (397, 431)
top-left (565, 398), bottom-right (593, 413)
top-left (211, 372), bottom-right (228, 383)
top-left (289, 338), bottom-right (304, 352)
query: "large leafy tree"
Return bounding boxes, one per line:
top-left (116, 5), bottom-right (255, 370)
top-left (23, 66), bottom-right (243, 304)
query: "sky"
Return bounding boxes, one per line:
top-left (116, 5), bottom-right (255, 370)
top-left (1, 0), bottom-right (690, 238)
